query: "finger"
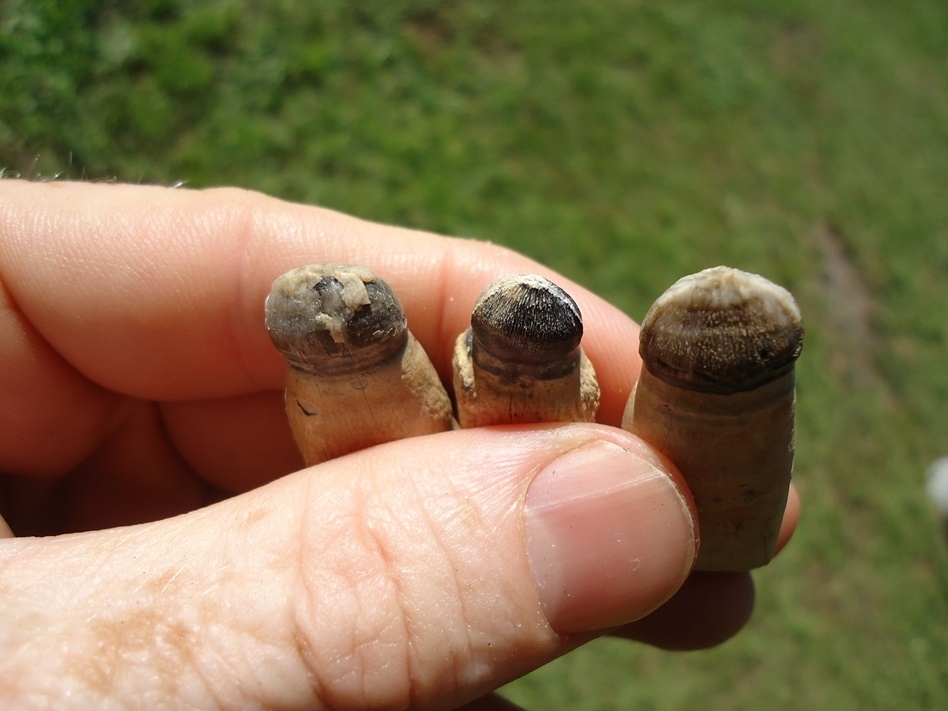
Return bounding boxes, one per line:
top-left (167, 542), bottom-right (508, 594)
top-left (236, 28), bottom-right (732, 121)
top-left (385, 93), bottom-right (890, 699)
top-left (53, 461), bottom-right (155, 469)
top-left (616, 571), bottom-right (756, 651)
top-left (2, 400), bottom-right (209, 536)
top-left (0, 181), bottom-right (641, 425)
top-left (0, 181), bottom-right (641, 484)
top-left (615, 482), bottom-right (801, 651)
top-left (0, 275), bottom-right (121, 476)
top-left (774, 482), bottom-right (802, 555)
top-left (0, 424), bottom-right (696, 709)
top-left (159, 392), bottom-right (304, 495)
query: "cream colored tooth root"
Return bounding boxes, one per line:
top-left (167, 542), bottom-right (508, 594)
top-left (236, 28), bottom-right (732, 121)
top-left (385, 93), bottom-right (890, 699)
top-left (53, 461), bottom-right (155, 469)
top-left (622, 266), bottom-right (804, 571)
top-left (265, 264), bottom-right (453, 466)
top-left (452, 274), bottom-right (600, 428)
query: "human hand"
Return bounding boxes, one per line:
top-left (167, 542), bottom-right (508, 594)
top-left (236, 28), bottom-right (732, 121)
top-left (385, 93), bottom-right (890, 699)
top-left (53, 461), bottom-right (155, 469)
top-left (0, 182), bottom-right (800, 710)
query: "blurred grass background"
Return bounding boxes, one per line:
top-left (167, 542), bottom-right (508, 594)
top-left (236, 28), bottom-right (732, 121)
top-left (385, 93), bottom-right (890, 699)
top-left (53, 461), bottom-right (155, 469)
top-left (2, 0), bottom-right (947, 707)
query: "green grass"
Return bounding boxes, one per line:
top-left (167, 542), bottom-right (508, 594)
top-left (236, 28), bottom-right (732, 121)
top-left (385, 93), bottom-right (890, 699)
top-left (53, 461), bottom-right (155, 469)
top-left (3, 0), bottom-right (948, 707)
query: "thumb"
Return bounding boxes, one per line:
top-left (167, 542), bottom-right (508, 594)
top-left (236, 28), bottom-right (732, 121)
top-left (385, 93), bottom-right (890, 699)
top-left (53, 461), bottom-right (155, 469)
top-left (0, 424), bottom-right (696, 710)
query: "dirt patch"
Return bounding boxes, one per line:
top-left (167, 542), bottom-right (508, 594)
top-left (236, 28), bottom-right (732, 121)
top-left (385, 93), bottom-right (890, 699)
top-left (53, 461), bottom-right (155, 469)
top-left (811, 221), bottom-right (878, 386)
top-left (771, 23), bottom-right (824, 74)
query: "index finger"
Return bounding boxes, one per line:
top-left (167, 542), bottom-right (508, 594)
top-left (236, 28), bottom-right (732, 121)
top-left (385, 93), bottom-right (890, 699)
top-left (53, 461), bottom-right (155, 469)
top-left (0, 181), bottom-right (641, 425)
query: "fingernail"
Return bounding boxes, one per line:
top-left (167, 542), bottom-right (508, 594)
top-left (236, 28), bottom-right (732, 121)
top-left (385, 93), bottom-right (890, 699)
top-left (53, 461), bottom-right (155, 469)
top-left (525, 440), bottom-right (697, 634)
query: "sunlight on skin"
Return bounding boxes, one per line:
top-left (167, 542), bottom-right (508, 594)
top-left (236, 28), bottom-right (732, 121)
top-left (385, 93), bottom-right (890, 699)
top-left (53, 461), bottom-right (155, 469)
top-left (0, 181), bottom-right (802, 710)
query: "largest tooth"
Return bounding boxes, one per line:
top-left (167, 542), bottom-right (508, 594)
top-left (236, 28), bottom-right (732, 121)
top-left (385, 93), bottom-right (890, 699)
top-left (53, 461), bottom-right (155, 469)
top-left (622, 266), bottom-right (804, 571)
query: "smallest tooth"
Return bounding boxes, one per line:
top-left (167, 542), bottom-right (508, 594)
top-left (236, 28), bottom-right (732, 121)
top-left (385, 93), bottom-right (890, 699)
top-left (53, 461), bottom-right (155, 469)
top-left (470, 274), bottom-right (584, 375)
top-left (453, 274), bottom-right (600, 427)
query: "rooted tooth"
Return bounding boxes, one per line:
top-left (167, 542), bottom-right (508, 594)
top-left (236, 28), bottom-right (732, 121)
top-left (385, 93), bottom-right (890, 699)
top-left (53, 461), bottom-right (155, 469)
top-left (266, 264), bottom-right (453, 466)
top-left (623, 266), bottom-right (804, 571)
top-left (452, 274), bottom-right (600, 428)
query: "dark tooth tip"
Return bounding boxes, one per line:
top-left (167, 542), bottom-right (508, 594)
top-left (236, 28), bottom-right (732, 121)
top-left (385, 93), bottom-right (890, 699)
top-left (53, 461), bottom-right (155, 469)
top-left (470, 274), bottom-right (583, 366)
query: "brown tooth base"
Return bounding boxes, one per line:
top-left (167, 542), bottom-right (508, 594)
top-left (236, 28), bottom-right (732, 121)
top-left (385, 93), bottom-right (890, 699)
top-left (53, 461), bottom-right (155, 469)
top-left (266, 264), bottom-right (453, 466)
top-left (453, 274), bottom-right (600, 428)
top-left (623, 266), bottom-right (803, 571)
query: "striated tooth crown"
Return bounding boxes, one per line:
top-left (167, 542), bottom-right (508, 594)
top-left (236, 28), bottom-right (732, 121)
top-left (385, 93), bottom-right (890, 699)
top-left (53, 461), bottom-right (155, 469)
top-left (638, 266), bottom-right (804, 393)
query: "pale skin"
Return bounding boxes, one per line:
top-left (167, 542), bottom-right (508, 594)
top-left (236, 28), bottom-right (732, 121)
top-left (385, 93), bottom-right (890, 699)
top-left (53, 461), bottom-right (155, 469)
top-left (0, 182), bottom-right (801, 710)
